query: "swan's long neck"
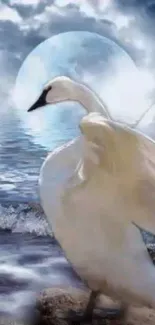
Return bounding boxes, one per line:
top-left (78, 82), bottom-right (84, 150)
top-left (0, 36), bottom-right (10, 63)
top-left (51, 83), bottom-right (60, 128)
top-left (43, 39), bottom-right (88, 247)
top-left (74, 83), bottom-right (112, 120)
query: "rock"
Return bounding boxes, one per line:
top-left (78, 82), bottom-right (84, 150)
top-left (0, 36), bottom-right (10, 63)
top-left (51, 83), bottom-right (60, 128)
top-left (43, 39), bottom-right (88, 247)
top-left (36, 287), bottom-right (124, 325)
top-left (36, 287), bottom-right (89, 325)
top-left (35, 287), bottom-right (155, 325)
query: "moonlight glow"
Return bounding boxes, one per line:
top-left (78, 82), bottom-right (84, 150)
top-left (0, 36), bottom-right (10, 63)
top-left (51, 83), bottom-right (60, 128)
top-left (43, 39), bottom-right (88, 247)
top-left (13, 31), bottom-right (150, 150)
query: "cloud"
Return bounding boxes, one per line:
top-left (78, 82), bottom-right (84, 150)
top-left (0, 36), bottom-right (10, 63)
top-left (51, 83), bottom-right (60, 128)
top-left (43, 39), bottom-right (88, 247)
top-left (10, 0), bottom-right (41, 6)
top-left (0, 4), bottom-right (22, 23)
top-left (14, 0), bottom-right (155, 68)
top-left (1, 0), bottom-right (155, 110)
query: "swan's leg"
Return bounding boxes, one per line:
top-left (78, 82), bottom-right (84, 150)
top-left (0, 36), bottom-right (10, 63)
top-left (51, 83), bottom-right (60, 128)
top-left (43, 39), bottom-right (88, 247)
top-left (64, 290), bottom-right (98, 323)
top-left (61, 291), bottom-right (125, 324)
top-left (83, 290), bottom-right (98, 317)
top-left (116, 302), bottom-right (128, 325)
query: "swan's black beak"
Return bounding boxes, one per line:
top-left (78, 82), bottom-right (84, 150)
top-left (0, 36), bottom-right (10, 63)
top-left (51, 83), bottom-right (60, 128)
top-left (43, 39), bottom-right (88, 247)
top-left (27, 90), bottom-right (47, 112)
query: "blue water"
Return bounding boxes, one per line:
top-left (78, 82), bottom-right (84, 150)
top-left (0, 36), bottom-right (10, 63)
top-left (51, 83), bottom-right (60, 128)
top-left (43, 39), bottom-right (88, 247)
top-left (0, 106), bottom-right (84, 320)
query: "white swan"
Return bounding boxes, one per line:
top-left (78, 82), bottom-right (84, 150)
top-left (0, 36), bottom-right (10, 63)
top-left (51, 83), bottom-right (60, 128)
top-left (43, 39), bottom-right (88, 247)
top-left (28, 76), bottom-right (155, 322)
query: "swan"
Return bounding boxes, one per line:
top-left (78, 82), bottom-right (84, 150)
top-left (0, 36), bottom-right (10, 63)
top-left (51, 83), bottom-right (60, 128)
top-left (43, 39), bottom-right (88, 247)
top-left (28, 76), bottom-right (155, 323)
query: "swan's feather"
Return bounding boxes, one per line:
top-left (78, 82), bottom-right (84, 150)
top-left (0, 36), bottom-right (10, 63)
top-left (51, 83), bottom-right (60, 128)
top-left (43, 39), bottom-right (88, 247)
top-left (79, 113), bottom-right (155, 234)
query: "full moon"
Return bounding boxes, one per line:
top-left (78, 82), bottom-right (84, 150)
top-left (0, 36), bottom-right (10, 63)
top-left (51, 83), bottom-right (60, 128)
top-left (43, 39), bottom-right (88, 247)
top-left (13, 31), bottom-right (149, 150)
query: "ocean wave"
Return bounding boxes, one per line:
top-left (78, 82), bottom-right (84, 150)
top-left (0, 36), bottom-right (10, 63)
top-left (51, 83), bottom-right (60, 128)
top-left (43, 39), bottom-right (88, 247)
top-left (1, 200), bottom-right (155, 244)
top-left (0, 202), bottom-right (50, 236)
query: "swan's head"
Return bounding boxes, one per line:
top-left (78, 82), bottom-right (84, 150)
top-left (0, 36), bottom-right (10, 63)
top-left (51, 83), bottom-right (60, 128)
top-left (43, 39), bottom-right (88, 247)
top-left (28, 76), bottom-right (77, 112)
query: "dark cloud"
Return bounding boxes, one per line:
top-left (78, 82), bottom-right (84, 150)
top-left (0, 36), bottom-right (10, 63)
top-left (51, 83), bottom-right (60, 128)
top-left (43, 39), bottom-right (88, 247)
top-left (8, 0), bottom-right (52, 19)
top-left (115, 0), bottom-right (153, 13)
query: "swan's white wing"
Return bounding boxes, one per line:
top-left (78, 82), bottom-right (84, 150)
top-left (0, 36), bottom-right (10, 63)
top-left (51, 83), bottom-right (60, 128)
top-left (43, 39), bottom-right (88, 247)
top-left (80, 113), bottom-right (155, 234)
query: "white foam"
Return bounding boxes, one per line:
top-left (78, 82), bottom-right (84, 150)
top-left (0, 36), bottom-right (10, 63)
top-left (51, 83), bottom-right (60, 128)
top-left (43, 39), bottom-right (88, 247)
top-left (0, 203), bottom-right (50, 236)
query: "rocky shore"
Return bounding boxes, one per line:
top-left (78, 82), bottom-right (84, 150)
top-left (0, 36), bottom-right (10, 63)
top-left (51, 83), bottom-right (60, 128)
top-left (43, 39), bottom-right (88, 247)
top-left (34, 286), bottom-right (155, 325)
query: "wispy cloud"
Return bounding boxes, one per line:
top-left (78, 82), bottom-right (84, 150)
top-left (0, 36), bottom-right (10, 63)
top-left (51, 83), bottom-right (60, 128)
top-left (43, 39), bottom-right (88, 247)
top-left (0, 4), bottom-right (22, 23)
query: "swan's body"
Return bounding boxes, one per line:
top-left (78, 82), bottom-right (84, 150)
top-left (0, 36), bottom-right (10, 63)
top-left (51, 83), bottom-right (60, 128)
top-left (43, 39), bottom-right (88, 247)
top-left (28, 76), bottom-right (155, 318)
